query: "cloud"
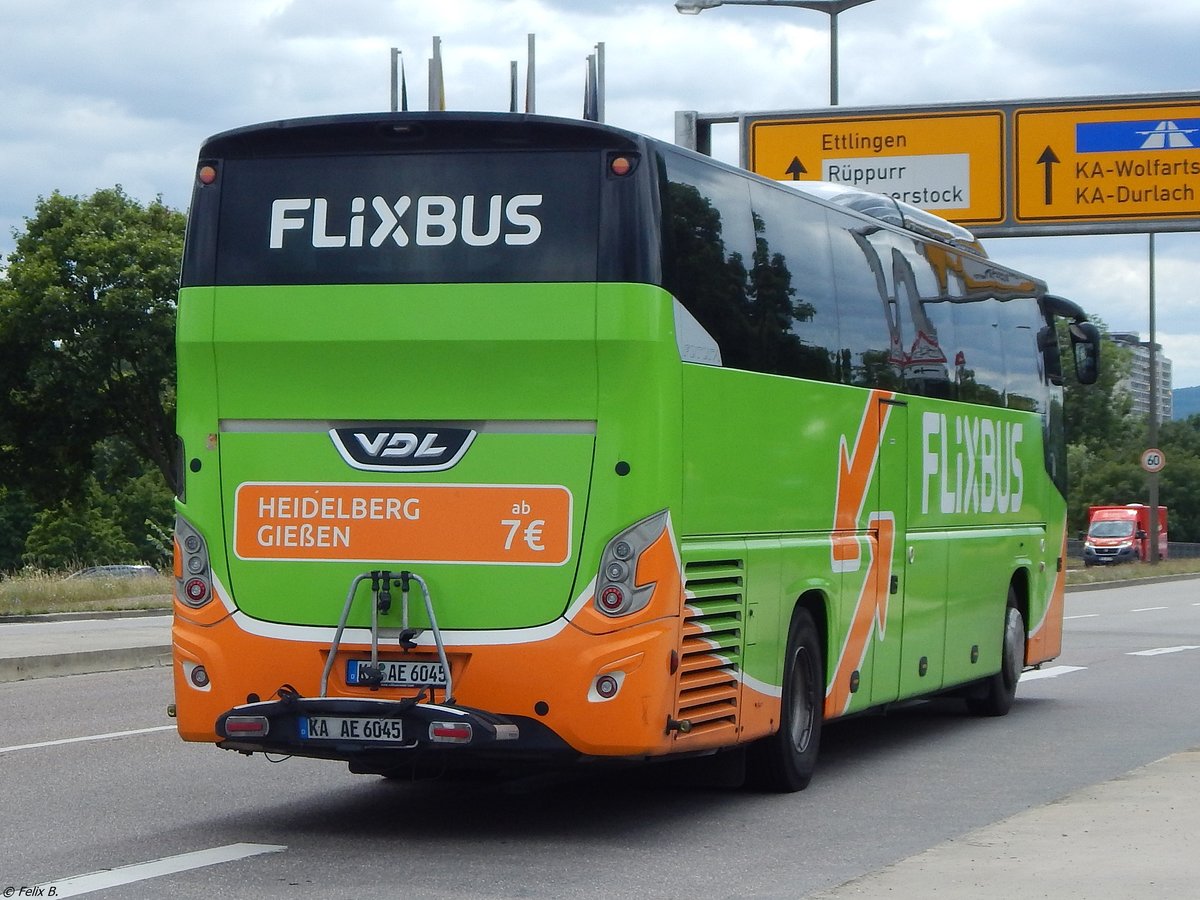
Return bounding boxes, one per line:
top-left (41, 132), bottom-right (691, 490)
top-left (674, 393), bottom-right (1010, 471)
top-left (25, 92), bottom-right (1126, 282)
top-left (2, 0), bottom-right (1200, 391)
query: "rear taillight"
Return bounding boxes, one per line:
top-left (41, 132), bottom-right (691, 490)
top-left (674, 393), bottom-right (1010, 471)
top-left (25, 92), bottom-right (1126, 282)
top-left (224, 716), bottom-right (269, 737)
top-left (174, 515), bottom-right (213, 608)
top-left (429, 722), bottom-right (472, 744)
top-left (594, 510), bottom-right (670, 618)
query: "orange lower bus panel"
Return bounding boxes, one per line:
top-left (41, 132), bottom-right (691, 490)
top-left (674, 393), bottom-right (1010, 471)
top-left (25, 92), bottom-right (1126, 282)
top-left (173, 597), bottom-right (692, 759)
top-left (1026, 536), bottom-right (1067, 666)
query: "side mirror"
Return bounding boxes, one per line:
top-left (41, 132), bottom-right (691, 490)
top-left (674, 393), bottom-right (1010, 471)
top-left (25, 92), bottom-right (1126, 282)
top-left (1069, 320), bottom-right (1101, 385)
top-left (1136, 530), bottom-right (1147, 540)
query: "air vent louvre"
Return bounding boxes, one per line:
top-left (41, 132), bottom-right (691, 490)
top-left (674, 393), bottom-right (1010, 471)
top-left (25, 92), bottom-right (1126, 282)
top-left (674, 559), bottom-right (744, 741)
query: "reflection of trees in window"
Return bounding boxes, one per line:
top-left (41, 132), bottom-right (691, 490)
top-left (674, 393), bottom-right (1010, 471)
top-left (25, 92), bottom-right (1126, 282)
top-left (954, 363), bottom-right (1005, 407)
top-left (1007, 393), bottom-right (1037, 411)
top-left (747, 212), bottom-right (835, 380)
top-left (661, 163), bottom-right (1049, 411)
top-left (663, 181), bottom-right (750, 363)
top-left (746, 209), bottom-right (800, 374)
top-left (857, 349), bottom-right (903, 390)
top-left (665, 181), bottom-right (834, 381)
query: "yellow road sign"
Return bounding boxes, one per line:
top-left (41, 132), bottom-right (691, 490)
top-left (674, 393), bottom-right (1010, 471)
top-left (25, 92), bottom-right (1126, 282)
top-left (1015, 100), bottom-right (1200, 224)
top-left (748, 110), bottom-right (1005, 225)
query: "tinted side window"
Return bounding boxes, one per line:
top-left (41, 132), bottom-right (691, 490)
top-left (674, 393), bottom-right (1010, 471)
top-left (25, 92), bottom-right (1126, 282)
top-left (1000, 299), bottom-right (1047, 413)
top-left (950, 295), bottom-right (1005, 406)
top-left (747, 182), bottom-right (839, 381)
top-left (659, 152), bottom-right (1049, 410)
top-left (891, 236), bottom-right (956, 399)
top-left (828, 219), bottom-right (901, 390)
top-left (661, 153), bottom-right (757, 371)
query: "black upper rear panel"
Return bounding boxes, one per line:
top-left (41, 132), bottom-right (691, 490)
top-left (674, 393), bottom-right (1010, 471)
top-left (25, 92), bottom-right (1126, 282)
top-left (181, 113), bottom-right (659, 288)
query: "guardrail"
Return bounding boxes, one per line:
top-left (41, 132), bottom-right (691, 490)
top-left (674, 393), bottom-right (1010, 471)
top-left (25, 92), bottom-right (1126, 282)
top-left (1066, 540), bottom-right (1200, 560)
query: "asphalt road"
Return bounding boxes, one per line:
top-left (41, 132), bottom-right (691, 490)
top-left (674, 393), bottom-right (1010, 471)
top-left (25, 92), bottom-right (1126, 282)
top-left (2, 579), bottom-right (1198, 899)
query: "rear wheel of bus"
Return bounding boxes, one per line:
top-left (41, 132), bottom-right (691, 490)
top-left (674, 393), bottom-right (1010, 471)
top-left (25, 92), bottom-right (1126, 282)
top-left (747, 607), bottom-right (823, 792)
top-left (967, 586), bottom-right (1024, 717)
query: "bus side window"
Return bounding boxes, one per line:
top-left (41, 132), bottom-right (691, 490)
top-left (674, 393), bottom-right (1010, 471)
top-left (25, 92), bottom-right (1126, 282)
top-left (894, 237), bottom-right (953, 400)
top-left (951, 295), bottom-right (1005, 408)
top-left (1001, 299), bottom-right (1047, 413)
top-left (747, 181), bottom-right (839, 382)
top-left (660, 153), bottom-right (756, 370)
top-left (828, 220), bottom-right (900, 390)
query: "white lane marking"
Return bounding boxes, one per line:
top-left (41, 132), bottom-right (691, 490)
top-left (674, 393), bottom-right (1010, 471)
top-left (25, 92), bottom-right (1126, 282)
top-left (1131, 606), bottom-right (1169, 612)
top-left (1020, 665), bottom-right (1086, 682)
top-left (0, 725), bottom-right (175, 755)
top-left (36, 843), bottom-right (286, 897)
top-left (1128, 645), bottom-right (1200, 657)
top-left (1064, 614), bottom-right (1099, 620)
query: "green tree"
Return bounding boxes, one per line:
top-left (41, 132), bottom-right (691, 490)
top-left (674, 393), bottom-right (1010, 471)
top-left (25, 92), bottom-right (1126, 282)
top-left (1057, 319), bottom-right (1141, 536)
top-left (1060, 330), bottom-right (1200, 542)
top-left (0, 187), bottom-right (184, 503)
top-left (0, 487), bottom-right (36, 572)
top-left (1058, 318), bottom-right (1136, 455)
top-left (1, 440), bottom-right (173, 573)
top-left (1154, 415), bottom-right (1200, 543)
top-left (90, 437), bottom-right (175, 565)
top-left (22, 498), bottom-right (139, 571)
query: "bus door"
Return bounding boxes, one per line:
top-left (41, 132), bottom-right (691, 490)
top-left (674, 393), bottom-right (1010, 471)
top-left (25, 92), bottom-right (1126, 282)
top-left (870, 396), bottom-right (907, 706)
top-left (830, 392), bottom-right (907, 716)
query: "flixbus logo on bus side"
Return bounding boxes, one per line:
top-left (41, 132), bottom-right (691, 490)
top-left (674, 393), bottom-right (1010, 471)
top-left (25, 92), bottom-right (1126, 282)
top-left (269, 195), bottom-right (544, 250)
top-left (920, 411), bottom-right (1025, 516)
top-left (330, 426), bottom-right (476, 473)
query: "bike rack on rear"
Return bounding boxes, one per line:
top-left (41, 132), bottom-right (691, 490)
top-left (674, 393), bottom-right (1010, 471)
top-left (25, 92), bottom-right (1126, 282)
top-left (319, 570), bottom-right (454, 703)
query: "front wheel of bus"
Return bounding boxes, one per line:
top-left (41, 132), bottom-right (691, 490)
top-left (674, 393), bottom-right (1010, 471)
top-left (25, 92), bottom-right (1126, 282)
top-left (747, 608), bottom-right (823, 792)
top-left (967, 590), bottom-right (1024, 717)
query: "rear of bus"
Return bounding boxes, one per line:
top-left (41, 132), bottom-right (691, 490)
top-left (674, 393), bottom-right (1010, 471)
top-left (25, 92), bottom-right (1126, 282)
top-left (171, 113), bottom-right (693, 772)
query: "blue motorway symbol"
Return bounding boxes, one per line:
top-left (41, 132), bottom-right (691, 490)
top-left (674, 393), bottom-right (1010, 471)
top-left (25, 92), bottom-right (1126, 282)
top-left (1076, 119), bottom-right (1200, 153)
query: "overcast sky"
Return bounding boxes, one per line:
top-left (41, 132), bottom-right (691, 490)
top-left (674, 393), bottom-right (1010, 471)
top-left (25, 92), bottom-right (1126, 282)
top-left (3, 0), bottom-right (1199, 388)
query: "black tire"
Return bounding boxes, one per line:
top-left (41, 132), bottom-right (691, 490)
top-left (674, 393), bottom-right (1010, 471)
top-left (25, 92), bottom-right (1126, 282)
top-left (967, 588), bottom-right (1025, 717)
top-left (746, 608), bottom-right (823, 792)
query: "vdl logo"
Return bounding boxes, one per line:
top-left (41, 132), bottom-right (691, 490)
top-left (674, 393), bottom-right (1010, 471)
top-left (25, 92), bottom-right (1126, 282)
top-left (330, 426), bottom-right (476, 473)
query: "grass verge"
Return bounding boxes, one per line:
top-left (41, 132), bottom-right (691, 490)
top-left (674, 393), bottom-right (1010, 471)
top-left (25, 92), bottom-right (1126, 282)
top-left (0, 570), bottom-right (172, 617)
top-left (1066, 556), bottom-right (1200, 585)
top-left (3, 556), bottom-right (1199, 618)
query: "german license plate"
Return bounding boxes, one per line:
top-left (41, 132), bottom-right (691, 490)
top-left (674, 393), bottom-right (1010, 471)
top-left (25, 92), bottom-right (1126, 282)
top-left (299, 716), bottom-right (404, 742)
top-left (346, 658), bottom-right (448, 687)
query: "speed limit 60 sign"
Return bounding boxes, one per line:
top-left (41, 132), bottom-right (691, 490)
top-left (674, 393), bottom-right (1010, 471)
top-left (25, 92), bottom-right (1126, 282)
top-left (1140, 448), bottom-right (1166, 473)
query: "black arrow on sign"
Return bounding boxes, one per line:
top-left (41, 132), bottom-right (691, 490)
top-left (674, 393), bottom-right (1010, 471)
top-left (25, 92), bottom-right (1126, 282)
top-left (785, 156), bottom-right (807, 181)
top-left (1037, 146), bottom-right (1060, 205)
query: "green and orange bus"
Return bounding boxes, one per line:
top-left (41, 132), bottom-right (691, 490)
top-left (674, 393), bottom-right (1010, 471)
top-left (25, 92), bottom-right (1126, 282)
top-left (171, 112), bottom-right (1098, 790)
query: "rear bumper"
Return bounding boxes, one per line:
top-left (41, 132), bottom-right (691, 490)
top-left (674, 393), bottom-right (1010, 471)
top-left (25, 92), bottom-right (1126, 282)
top-left (174, 594), bottom-right (687, 758)
top-left (216, 696), bottom-right (578, 770)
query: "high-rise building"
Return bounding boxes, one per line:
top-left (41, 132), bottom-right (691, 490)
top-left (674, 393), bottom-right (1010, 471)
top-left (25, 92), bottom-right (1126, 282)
top-left (1109, 332), bottom-right (1173, 421)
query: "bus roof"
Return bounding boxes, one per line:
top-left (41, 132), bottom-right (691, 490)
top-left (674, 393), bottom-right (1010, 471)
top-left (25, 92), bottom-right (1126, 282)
top-left (198, 111), bottom-right (647, 158)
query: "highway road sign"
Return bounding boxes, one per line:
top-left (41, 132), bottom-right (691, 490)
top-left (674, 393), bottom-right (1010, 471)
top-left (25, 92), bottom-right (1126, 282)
top-left (1015, 99), bottom-right (1200, 226)
top-left (719, 93), bottom-right (1200, 236)
top-left (747, 110), bottom-right (1005, 226)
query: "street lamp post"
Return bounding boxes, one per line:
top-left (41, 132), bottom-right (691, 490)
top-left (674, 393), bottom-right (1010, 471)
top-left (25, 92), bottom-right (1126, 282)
top-left (674, 0), bottom-right (880, 106)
